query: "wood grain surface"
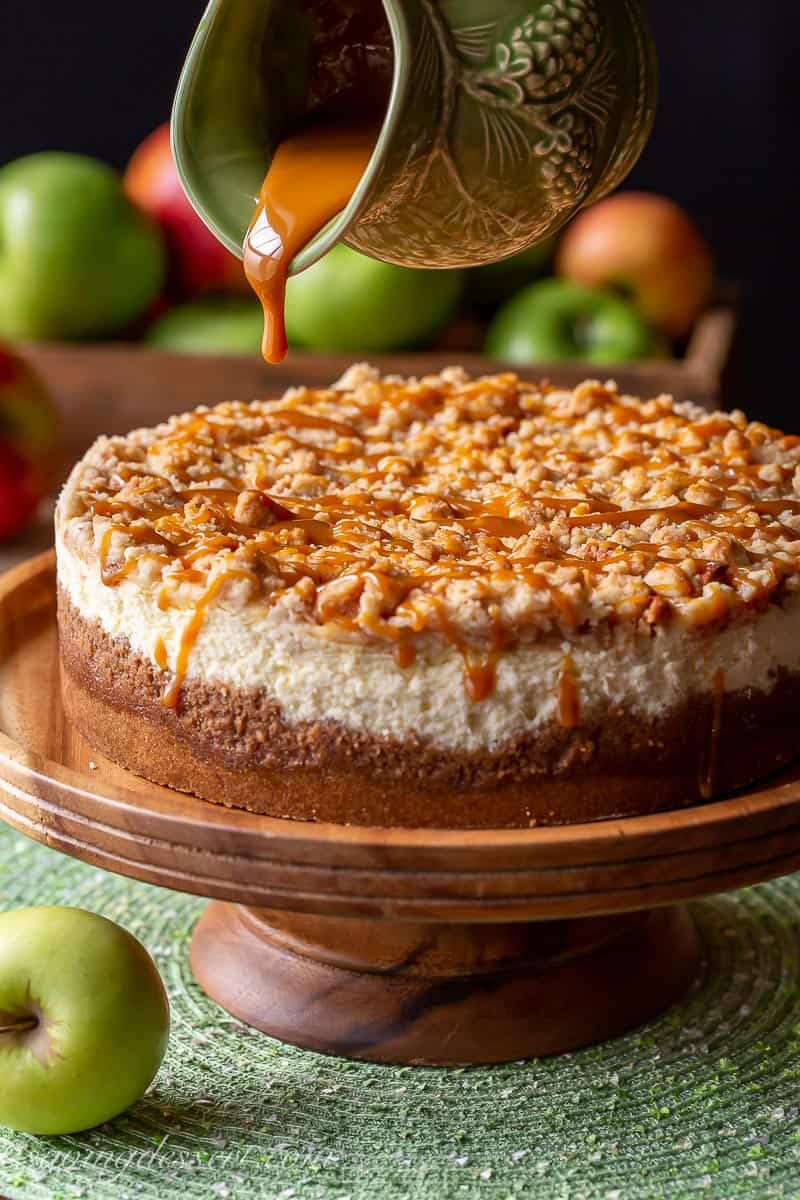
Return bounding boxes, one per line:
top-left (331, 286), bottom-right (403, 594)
top-left (190, 901), bottom-right (700, 1064)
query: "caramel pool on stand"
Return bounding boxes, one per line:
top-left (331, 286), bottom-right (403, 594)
top-left (244, 121), bottom-right (379, 363)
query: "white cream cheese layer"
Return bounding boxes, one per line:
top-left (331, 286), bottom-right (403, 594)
top-left (56, 531), bottom-right (800, 752)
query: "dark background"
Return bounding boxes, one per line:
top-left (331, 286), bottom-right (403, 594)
top-left (0, 2), bottom-right (797, 421)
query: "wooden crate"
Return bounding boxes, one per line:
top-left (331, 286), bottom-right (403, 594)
top-left (24, 301), bottom-right (736, 463)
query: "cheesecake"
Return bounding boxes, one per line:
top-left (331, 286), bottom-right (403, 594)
top-left (56, 365), bottom-right (800, 827)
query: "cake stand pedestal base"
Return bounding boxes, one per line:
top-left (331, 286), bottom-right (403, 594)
top-left (190, 902), bottom-right (700, 1065)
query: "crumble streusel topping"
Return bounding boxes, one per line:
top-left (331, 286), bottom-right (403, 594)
top-left (61, 365), bottom-right (800, 654)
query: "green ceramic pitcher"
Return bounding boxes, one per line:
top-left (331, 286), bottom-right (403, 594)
top-left (172, 0), bottom-right (657, 275)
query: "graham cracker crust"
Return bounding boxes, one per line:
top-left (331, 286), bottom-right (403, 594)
top-left (58, 593), bottom-right (800, 828)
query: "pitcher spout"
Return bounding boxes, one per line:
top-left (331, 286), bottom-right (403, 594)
top-left (173, 0), bottom-right (658, 274)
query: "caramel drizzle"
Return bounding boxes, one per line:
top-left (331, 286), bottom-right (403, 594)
top-left (154, 637), bottom-right (168, 672)
top-left (393, 641), bottom-right (416, 670)
top-left (699, 668), bottom-right (725, 800)
top-left (464, 622), bottom-right (506, 704)
top-left (162, 571), bottom-right (254, 708)
top-left (84, 377), bottom-right (800, 706)
top-left (557, 655), bottom-right (581, 729)
top-left (244, 121), bottom-right (380, 363)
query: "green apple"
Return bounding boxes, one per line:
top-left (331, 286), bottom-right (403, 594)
top-left (285, 245), bottom-right (464, 352)
top-left (146, 297), bottom-right (264, 356)
top-left (0, 906), bottom-right (170, 1135)
top-left (0, 154), bottom-right (166, 341)
top-left (466, 237), bottom-right (556, 313)
top-left (485, 279), bottom-right (660, 365)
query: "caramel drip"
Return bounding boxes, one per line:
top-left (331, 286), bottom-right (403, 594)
top-left (465, 662), bottom-right (496, 703)
top-left (558, 655), bottom-right (581, 729)
top-left (154, 637), bottom-right (168, 672)
top-left (699, 668), bottom-right (725, 800)
top-left (394, 641), bottom-right (416, 670)
top-left (244, 120), bottom-right (380, 363)
top-left (162, 572), bottom-right (253, 708)
top-left (423, 599), bottom-right (507, 703)
top-left (465, 660), bottom-right (498, 702)
top-left (465, 624), bottom-right (506, 704)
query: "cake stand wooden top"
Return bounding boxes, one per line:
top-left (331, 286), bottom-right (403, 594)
top-left (2, 552), bottom-right (800, 923)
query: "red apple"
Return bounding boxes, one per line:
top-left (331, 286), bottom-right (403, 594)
top-left (124, 124), bottom-right (247, 299)
top-left (0, 342), bottom-right (61, 488)
top-left (556, 193), bottom-right (715, 340)
top-left (0, 440), bottom-right (41, 541)
top-left (0, 344), bottom-right (51, 541)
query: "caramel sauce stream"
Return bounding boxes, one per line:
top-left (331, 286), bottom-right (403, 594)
top-left (244, 121), bottom-right (379, 363)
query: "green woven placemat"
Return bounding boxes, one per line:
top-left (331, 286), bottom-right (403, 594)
top-left (1, 823), bottom-right (800, 1200)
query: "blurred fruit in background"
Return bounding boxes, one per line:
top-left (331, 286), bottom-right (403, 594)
top-left (0, 154), bottom-right (166, 342)
top-left (124, 125), bottom-right (248, 299)
top-left (0, 441), bottom-right (40, 542)
top-left (0, 342), bottom-right (61, 472)
top-left (486, 279), bottom-right (659, 365)
top-left (0, 341), bottom-right (61, 541)
top-left (0, 124), bottom-right (718, 366)
top-left (557, 192), bottom-right (715, 340)
top-left (285, 246), bottom-right (464, 353)
top-left (146, 297), bottom-right (263, 356)
top-left (466, 237), bottom-right (556, 313)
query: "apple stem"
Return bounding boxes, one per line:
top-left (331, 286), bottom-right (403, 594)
top-left (0, 1017), bottom-right (38, 1035)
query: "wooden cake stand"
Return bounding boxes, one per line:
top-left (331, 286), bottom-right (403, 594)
top-left (3, 554), bottom-right (800, 1065)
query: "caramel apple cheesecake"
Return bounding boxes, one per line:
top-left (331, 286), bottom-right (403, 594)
top-left (56, 366), bottom-right (800, 827)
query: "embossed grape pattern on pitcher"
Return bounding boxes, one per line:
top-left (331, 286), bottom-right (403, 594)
top-left (173, 0), bottom-right (657, 273)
